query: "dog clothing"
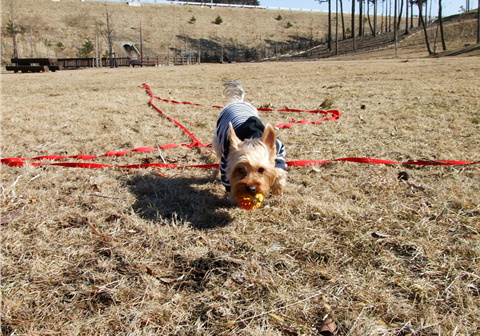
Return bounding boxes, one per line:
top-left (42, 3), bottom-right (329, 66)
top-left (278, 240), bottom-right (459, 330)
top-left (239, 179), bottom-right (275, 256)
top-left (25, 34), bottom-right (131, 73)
top-left (216, 102), bottom-right (286, 192)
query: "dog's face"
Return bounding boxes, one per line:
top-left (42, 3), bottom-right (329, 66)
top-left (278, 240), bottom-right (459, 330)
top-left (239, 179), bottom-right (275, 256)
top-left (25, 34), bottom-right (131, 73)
top-left (227, 123), bottom-right (279, 198)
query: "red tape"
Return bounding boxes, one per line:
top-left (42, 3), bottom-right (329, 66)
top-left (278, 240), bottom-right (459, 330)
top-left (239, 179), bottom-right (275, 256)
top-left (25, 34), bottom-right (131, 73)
top-left (1, 84), bottom-right (478, 169)
top-left (1, 157), bottom-right (477, 169)
top-left (142, 83), bottom-right (341, 130)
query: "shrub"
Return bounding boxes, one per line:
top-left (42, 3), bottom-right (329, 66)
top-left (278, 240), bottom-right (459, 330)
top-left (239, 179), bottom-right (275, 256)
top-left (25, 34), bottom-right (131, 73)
top-left (213, 15), bottom-right (223, 25)
top-left (55, 42), bottom-right (65, 51)
top-left (188, 16), bottom-right (196, 24)
top-left (78, 38), bottom-right (94, 58)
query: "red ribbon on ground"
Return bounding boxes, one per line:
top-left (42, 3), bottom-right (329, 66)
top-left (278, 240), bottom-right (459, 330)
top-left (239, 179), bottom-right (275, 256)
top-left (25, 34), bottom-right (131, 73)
top-left (142, 84), bottom-right (211, 150)
top-left (142, 83), bottom-right (341, 130)
top-left (1, 84), bottom-right (477, 169)
top-left (1, 157), bottom-right (477, 169)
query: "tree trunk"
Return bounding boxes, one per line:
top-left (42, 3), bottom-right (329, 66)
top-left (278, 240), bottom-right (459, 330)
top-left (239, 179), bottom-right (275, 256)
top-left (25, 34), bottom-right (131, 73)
top-left (340, 0), bottom-right (346, 40)
top-left (335, 0), bottom-right (339, 54)
top-left (418, 0), bottom-right (434, 55)
top-left (328, 0), bottom-right (332, 51)
top-left (388, 0), bottom-right (392, 31)
top-left (352, 0), bottom-right (356, 51)
top-left (477, 0), bottom-right (480, 43)
top-left (396, 0), bottom-right (404, 31)
top-left (9, 1), bottom-right (19, 58)
top-left (367, 0), bottom-right (375, 35)
top-left (382, 0), bottom-right (386, 33)
top-left (394, 0), bottom-right (398, 56)
top-left (359, 0), bottom-right (364, 36)
top-left (438, 0), bottom-right (447, 51)
top-left (104, 6), bottom-right (115, 68)
top-left (411, 1), bottom-right (415, 28)
top-left (405, 0), bottom-right (410, 34)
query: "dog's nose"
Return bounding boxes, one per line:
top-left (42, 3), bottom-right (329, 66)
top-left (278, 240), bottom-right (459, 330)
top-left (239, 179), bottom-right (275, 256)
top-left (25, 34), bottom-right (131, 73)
top-left (247, 185), bottom-right (257, 194)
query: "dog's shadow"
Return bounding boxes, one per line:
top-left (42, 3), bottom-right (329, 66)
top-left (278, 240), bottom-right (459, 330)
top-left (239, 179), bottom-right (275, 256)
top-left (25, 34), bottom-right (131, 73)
top-left (125, 172), bottom-right (233, 230)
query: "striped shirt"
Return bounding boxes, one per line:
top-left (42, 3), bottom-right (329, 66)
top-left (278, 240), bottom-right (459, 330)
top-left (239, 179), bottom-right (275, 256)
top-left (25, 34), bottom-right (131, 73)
top-left (216, 102), bottom-right (287, 192)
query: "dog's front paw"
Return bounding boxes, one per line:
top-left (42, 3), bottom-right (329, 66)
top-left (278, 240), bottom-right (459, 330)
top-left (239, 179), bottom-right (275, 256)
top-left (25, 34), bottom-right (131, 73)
top-left (271, 168), bottom-right (287, 196)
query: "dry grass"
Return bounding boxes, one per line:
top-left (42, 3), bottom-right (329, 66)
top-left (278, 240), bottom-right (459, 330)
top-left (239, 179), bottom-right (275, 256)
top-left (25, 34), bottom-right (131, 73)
top-left (1, 57), bottom-right (480, 335)
top-left (1, 0), bottom-right (327, 63)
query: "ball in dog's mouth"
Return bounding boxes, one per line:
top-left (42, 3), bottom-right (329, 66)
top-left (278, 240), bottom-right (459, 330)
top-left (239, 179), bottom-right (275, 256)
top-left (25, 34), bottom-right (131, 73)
top-left (237, 193), bottom-right (264, 210)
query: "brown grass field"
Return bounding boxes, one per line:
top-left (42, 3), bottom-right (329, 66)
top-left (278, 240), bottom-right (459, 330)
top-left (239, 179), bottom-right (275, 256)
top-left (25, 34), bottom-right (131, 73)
top-left (1, 55), bottom-right (480, 335)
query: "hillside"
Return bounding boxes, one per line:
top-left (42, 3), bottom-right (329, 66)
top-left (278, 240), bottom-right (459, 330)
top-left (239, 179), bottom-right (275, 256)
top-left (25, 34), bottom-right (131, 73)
top-left (1, 0), bottom-right (328, 64)
top-left (285, 13), bottom-right (479, 61)
top-left (2, 0), bottom-right (478, 65)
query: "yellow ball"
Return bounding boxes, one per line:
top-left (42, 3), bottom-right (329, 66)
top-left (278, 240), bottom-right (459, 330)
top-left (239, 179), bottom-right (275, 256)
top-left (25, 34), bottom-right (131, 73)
top-left (237, 193), bottom-right (264, 210)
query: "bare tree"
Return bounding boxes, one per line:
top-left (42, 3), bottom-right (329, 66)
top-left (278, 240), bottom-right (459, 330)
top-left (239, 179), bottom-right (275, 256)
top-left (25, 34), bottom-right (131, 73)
top-left (477, 0), bottom-right (480, 43)
top-left (328, 0), bottom-right (332, 50)
top-left (335, 0), bottom-right (339, 54)
top-left (405, 0), bottom-right (410, 34)
top-left (366, 0), bottom-right (379, 36)
top-left (367, 0), bottom-right (374, 35)
top-left (352, 0), bottom-right (356, 51)
top-left (5, 0), bottom-right (24, 58)
top-left (438, 0), bottom-right (447, 51)
top-left (415, 0), bottom-right (434, 54)
top-left (396, 0), bottom-right (404, 31)
top-left (340, 0), bottom-right (346, 39)
top-left (359, 0), bottom-right (364, 36)
top-left (100, 5), bottom-right (116, 68)
top-left (316, 0), bottom-right (332, 50)
top-left (394, 0), bottom-right (398, 56)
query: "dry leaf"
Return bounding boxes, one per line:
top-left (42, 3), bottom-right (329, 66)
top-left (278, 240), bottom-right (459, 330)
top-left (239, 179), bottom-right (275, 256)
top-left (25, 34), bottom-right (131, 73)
top-left (152, 170), bottom-right (167, 177)
top-left (319, 317), bottom-right (337, 335)
top-left (83, 218), bottom-right (119, 242)
top-left (144, 266), bottom-right (156, 277)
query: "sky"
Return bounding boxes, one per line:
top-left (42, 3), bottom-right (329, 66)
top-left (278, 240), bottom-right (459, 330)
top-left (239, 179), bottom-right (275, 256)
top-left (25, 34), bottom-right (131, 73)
top-left (258, 0), bottom-right (473, 18)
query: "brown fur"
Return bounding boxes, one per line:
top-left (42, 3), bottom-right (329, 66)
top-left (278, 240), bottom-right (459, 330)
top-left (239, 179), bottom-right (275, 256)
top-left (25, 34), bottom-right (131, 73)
top-left (217, 123), bottom-right (287, 204)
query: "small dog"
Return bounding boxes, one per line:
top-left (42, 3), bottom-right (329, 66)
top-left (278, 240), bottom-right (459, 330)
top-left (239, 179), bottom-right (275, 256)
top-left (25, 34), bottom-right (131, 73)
top-left (213, 81), bottom-right (287, 204)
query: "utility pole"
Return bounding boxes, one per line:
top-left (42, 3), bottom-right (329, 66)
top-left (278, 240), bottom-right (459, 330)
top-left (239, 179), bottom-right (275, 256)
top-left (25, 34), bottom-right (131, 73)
top-left (131, 23), bottom-right (143, 66)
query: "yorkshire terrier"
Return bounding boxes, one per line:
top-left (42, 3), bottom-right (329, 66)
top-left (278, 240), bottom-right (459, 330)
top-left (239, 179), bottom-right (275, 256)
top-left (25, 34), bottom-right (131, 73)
top-left (213, 81), bottom-right (287, 205)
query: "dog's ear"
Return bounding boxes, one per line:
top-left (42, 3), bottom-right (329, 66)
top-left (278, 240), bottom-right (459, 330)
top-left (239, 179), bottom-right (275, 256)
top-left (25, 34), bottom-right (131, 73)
top-left (228, 122), bottom-right (242, 151)
top-left (260, 124), bottom-right (276, 155)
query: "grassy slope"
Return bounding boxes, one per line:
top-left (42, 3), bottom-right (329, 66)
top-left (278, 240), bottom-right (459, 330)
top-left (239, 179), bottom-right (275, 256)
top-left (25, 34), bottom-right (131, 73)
top-left (1, 0), bottom-right (327, 63)
top-left (1, 57), bottom-right (479, 335)
top-left (2, 0), bottom-right (478, 64)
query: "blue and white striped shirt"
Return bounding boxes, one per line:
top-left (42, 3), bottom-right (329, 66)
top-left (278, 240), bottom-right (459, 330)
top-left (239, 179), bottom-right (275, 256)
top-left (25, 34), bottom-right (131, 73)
top-left (216, 102), bottom-right (287, 192)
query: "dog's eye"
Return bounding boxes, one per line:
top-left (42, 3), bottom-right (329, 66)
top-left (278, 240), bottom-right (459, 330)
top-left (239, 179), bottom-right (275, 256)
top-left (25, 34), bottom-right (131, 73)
top-left (235, 167), bottom-right (246, 176)
top-left (258, 167), bottom-right (265, 174)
